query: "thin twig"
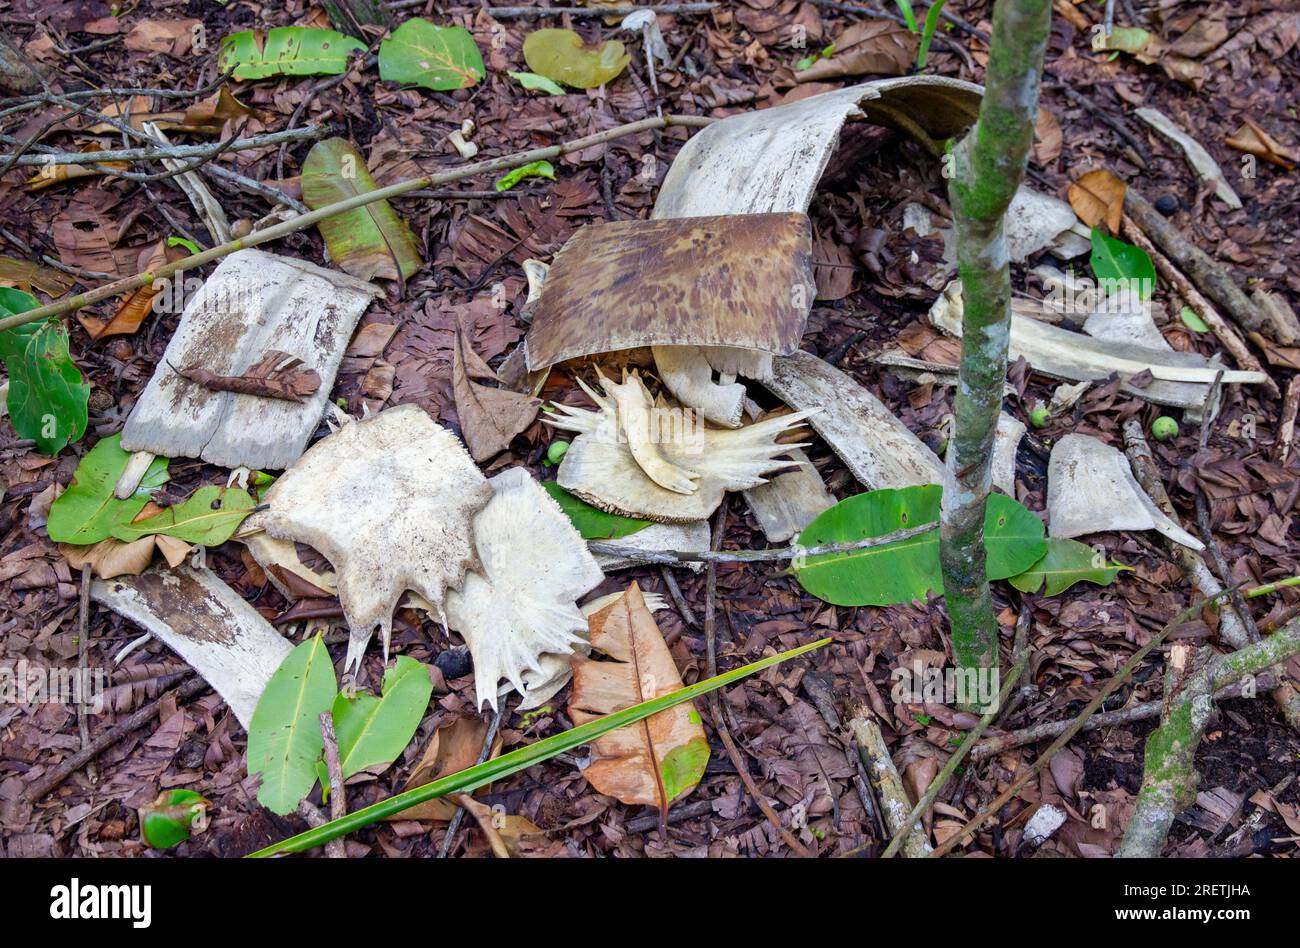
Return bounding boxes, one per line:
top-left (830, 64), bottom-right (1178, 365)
top-left (76, 564), bottom-right (95, 783)
top-left (929, 589), bottom-right (1240, 856)
top-left (319, 711), bottom-right (347, 859)
top-left (1, 124), bottom-right (324, 167)
top-left (588, 521), bottom-right (934, 565)
top-left (702, 500), bottom-right (815, 857)
top-left (437, 706), bottom-right (504, 857)
top-left (0, 113), bottom-right (713, 333)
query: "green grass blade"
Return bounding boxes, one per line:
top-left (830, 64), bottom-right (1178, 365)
top-left (247, 636), bottom-right (830, 857)
top-left (894, 0), bottom-right (919, 33)
top-left (917, 0), bottom-right (947, 69)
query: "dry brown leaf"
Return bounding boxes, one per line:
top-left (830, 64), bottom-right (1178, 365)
top-left (24, 144), bottom-right (128, 192)
top-left (1034, 107), bottom-right (1063, 164)
top-left (176, 349), bottom-right (322, 402)
top-left (77, 240), bottom-right (181, 340)
top-left (1067, 168), bottom-right (1126, 234)
top-left (794, 19), bottom-right (917, 82)
top-left (394, 717), bottom-right (503, 821)
top-left (59, 502), bottom-right (193, 579)
top-left (453, 794), bottom-right (546, 857)
top-left (569, 583), bottom-right (710, 818)
top-left (452, 329), bottom-right (540, 462)
top-left (86, 87), bottom-right (257, 136)
top-left (124, 19), bottom-right (201, 58)
top-left (1169, 18), bottom-right (1229, 58)
top-left (1226, 118), bottom-right (1298, 170)
top-left (0, 255), bottom-right (74, 297)
top-left (812, 230), bottom-right (856, 301)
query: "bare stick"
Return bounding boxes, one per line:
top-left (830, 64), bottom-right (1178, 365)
top-left (588, 521), bottom-right (934, 565)
top-left (0, 113), bottom-right (712, 334)
top-left (1277, 376), bottom-right (1300, 464)
top-left (319, 711), bottom-right (347, 859)
top-left (76, 564), bottom-right (95, 783)
top-left (849, 713), bottom-right (932, 857)
top-left (1, 125), bottom-right (325, 167)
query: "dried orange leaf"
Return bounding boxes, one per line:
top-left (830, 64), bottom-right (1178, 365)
top-left (1067, 168), bottom-right (1126, 234)
top-left (569, 582), bottom-right (709, 814)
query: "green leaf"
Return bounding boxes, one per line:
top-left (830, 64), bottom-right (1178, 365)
top-left (329, 656), bottom-right (433, 780)
top-left (1090, 227), bottom-right (1156, 301)
top-left (542, 480), bottom-right (651, 539)
top-left (522, 29), bottom-right (630, 89)
top-left (247, 635), bottom-right (338, 815)
top-left (217, 28), bottom-right (365, 80)
top-left (1179, 306), bottom-right (1209, 333)
top-left (110, 485), bottom-right (255, 546)
top-left (140, 789), bottom-right (210, 850)
top-left (301, 137), bottom-right (423, 283)
top-left (0, 288), bottom-right (89, 455)
top-left (378, 19), bottom-right (484, 91)
top-left (508, 70), bottom-right (566, 95)
top-left (248, 635), bottom-right (831, 856)
top-left (1008, 537), bottom-right (1131, 596)
top-left (894, 0), bottom-right (919, 32)
top-left (494, 160), bottom-right (555, 192)
top-left (791, 485), bottom-right (1047, 607)
top-left (47, 434), bottom-right (170, 544)
top-left (917, 0), bottom-right (947, 69)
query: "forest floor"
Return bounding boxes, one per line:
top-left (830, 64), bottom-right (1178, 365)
top-left (1, 0), bottom-right (1298, 858)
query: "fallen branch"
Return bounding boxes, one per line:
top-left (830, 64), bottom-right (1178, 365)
top-left (1124, 189), bottom-right (1291, 344)
top-left (1119, 216), bottom-right (1273, 392)
top-left (0, 124), bottom-right (324, 167)
top-left (318, 711), bottom-right (347, 859)
top-left (849, 713), bottom-right (932, 858)
top-left (1118, 613), bottom-right (1300, 856)
top-left (0, 113), bottom-right (713, 334)
top-left (929, 592), bottom-right (1232, 856)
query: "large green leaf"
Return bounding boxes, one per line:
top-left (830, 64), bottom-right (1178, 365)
top-left (1009, 537), bottom-right (1131, 596)
top-left (110, 485), bottom-right (255, 546)
top-left (542, 480), bottom-right (651, 539)
top-left (378, 19), bottom-right (484, 91)
top-left (46, 434), bottom-right (170, 544)
top-left (1090, 227), bottom-right (1156, 300)
top-left (791, 485), bottom-right (1047, 606)
top-left (248, 635), bottom-right (831, 856)
top-left (301, 137), bottom-right (423, 283)
top-left (329, 656), bottom-right (432, 780)
top-left (522, 29), bottom-right (630, 89)
top-left (247, 635), bottom-right (338, 815)
top-left (0, 288), bottom-right (89, 455)
top-left (217, 28), bottom-right (366, 80)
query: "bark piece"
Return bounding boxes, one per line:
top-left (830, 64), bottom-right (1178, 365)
top-left (1046, 433), bottom-right (1204, 550)
top-left (445, 468), bottom-right (604, 711)
top-left (175, 349), bottom-right (321, 402)
top-left (91, 566), bottom-right (292, 729)
top-left (254, 405), bottom-right (493, 673)
top-left (590, 521), bottom-right (710, 573)
top-left (569, 583), bottom-right (709, 813)
top-left (525, 213), bottom-right (814, 370)
top-left (743, 446), bottom-right (835, 543)
top-left (120, 249), bottom-right (379, 470)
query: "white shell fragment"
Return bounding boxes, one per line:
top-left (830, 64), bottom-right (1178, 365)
top-left (120, 249), bottom-right (380, 470)
top-left (649, 76), bottom-right (981, 421)
top-left (546, 372), bottom-right (813, 523)
top-left (930, 280), bottom-right (1267, 410)
top-left (92, 566), bottom-right (292, 729)
top-left (1046, 433), bottom-right (1204, 551)
top-left (1023, 803), bottom-right (1068, 847)
top-left (254, 405), bottom-right (493, 673)
top-left (445, 468), bottom-right (605, 711)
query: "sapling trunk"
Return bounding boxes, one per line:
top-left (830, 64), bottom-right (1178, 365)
top-left (940, 0), bottom-right (1051, 692)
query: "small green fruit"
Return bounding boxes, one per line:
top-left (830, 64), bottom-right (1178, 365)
top-left (1152, 416), bottom-right (1179, 442)
top-left (140, 789), bottom-right (210, 849)
top-left (1028, 405), bottom-right (1051, 429)
top-left (546, 441), bottom-right (569, 465)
